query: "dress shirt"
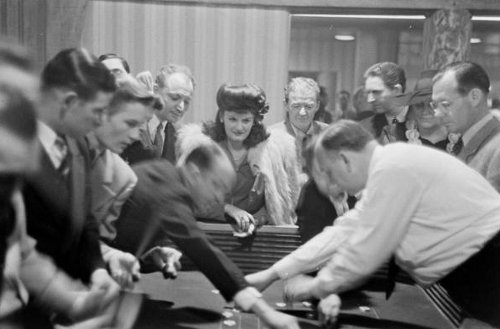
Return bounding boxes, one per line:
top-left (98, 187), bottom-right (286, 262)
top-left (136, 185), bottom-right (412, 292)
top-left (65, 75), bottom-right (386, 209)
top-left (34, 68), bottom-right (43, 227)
top-left (37, 121), bottom-right (65, 169)
top-left (384, 106), bottom-right (408, 125)
top-left (305, 143), bottom-right (500, 298)
top-left (462, 113), bottom-right (493, 146)
top-left (148, 115), bottom-right (168, 145)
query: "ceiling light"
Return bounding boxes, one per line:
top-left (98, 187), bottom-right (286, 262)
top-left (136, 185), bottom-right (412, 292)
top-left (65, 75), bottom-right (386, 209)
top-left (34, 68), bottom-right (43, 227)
top-left (292, 14), bottom-right (500, 22)
top-left (335, 35), bottom-right (355, 41)
top-left (292, 14), bottom-right (425, 20)
top-left (472, 16), bottom-right (500, 22)
top-left (470, 37), bottom-right (482, 44)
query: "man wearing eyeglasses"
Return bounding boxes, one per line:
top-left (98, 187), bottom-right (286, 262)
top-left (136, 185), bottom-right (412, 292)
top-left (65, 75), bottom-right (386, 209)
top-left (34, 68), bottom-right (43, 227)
top-left (121, 64), bottom-right (194, 165)
top-left (432, 61), bottom-right (500, 192)
top-left (270, 77), bottom-right (328, 176)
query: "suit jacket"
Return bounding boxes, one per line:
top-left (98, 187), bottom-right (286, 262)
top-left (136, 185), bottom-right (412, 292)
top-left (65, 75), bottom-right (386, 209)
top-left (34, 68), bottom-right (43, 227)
top-left (23, 137), bottom-right (104, 283)
top-left (359, 113), bottom-right (408, 144)
top-left (87, 136), bottom-right (137, 242)
top-left (296, 179), bottom-right (357, 244)
top-left (458, 117), bottom-right (500, 193)
top-left (113, 160), bottom-right (248, 301)
top-left (121, 124), bottom-right (177, 165)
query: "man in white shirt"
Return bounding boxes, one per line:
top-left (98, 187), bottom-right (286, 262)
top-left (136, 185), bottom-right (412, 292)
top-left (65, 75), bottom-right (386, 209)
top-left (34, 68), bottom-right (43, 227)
top-left (121, 64), bottom-right (194, 164)
top-left (278, 120), bottom-right (500, 328)
top-left (432, 61), bottom-right (500, 192)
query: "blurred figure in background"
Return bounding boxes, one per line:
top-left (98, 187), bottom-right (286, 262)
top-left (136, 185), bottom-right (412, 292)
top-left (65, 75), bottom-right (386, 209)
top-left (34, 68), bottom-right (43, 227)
top-left (337, 90), bottom-right (357, 121)
top-left (99, 53), bottom-right (132, 86)
top-left (313, 86), bottom-right (333, 124)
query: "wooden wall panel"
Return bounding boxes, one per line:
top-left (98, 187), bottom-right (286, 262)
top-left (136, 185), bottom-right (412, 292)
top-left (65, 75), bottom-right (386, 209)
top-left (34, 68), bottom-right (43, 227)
top-left (83, 1), bottom-right (290, 125)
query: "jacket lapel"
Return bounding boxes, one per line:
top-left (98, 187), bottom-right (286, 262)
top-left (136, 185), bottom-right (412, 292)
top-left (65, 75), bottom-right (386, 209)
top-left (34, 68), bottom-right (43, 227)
top-left (459, 118), bottom-right (500, 162)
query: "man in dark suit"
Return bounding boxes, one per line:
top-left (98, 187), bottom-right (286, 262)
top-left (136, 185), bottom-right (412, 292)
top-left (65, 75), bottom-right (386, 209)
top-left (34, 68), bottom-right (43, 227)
top-left (121, 64), bottom-right (195, 164)
top-left (113, 142), bottom-right (299, 329)
top-left (361, 62), bottom-right (409, 144)
top-left (23, 48), bottom-right (119, 297)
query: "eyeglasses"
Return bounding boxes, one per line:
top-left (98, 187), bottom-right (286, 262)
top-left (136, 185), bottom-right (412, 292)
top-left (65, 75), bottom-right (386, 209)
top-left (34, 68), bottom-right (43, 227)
top-left (289, 103), bottom-right (316, 111)
top-left (429, 100), bottom-right (453, 113)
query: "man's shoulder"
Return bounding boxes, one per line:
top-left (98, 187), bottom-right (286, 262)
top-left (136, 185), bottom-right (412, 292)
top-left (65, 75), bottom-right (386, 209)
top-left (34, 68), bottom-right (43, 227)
top-left (268, 120), bottom-right (287, 132)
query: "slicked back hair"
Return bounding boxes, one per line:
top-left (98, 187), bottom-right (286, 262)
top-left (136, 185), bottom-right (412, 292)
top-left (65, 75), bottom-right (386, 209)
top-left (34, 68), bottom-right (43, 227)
top-left (433, 61), bottom-right (490, 96)
top-left (42, 48), bottom-right (116, 100)
top-left (320, 120), bottom-right (374, 153)
top-left (98, 53), bottom-right (130, 73)
top-left (364, 62), bottom-right (406, 93)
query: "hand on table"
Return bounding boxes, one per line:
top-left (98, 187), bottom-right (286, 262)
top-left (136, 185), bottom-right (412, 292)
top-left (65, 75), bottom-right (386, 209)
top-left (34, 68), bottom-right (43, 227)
top-left (140, 246), bottom-right (182, 279)
top-left (318, 294), bottom-right (341, 327)
top-left (225, 204), bottom-right (255, 233)
top-left (107, 251), bottom-right (140, 288)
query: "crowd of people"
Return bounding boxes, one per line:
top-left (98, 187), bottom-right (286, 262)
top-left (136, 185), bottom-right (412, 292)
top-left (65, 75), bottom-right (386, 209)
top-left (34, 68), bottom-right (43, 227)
top-left (0, 41), bottom-right (499, 329)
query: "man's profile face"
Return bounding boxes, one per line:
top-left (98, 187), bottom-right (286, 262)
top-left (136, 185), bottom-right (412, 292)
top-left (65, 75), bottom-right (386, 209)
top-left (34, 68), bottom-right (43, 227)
top-left (63, 91), bottom-right (113, 138)
top-left (364, 76), bottom-right (400, 115)
top-left (156, 73), bottom-right (193, 124)
top-left (287, 88), bottom-right (319, 133)
top-left (316, 146), bottom-right (364, 195)
top-left (432, 71), bottom-right (473, 134)
top-left (101, 58), bottom-right (129, 85)
top-left (95, 101), bottom-right (152, 153)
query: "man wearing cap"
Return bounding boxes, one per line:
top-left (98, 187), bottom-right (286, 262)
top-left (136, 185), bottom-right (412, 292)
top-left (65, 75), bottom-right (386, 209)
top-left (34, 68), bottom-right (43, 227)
top-left (432, 61), bottom-right (500, 192)
top-left (361, 62), bottom-right (409, 144)
top-left (405, 70), bottom-right (449, 150)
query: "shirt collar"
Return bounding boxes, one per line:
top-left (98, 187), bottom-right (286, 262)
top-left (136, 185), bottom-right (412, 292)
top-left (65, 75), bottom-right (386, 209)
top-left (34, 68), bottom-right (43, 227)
top-left (385, 106), bottom-right (408, 123)
top-left (290, 121), bottom-right (315, 139)
top-left (462, 113), bottom-right (493, 146)
top-left (148, 114), bottom-right (168, 140)
top-left (37, 121), bottom-right (58, 155)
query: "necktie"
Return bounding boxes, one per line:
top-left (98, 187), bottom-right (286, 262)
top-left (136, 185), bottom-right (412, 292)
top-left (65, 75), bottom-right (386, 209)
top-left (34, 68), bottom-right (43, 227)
top-left (162, 122), bottom-right (176, 162)
top-left (452, 137), bottom-right (464, 155)
top-left (153, 123), bottom-right (164, 157)
top-left (54, 136), bottom-right (69, 176)
top-left (386, 256), bottom-right (399, 299)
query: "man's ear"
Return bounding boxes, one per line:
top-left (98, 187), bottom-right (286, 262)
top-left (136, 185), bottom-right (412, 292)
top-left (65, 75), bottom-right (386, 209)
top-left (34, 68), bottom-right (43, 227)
top-left (339, 152), bottom-right (352, 172)
top-left (60, 91), bottom-right (78, 117)
top-left (468, 88), bottom-right (483, 107)
top-left (393, 84), bottom-right (403, 95)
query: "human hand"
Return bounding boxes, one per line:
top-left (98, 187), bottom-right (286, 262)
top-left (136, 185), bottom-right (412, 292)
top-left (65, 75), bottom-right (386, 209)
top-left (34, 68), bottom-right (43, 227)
top-left (90, 269), bottom-right (121, 303)
top-left (245, 268), bottom-right (279, 292)
top-left (225, 204), bottom-right (255, 233)
top-left (108, 251), bottom-right (141, 288)
top-left (140, 246), bottom-right (182, 279)
top-left (283, 274), bottom-right (315, 303)
top-left (318, 294), bottom-right (341, 327)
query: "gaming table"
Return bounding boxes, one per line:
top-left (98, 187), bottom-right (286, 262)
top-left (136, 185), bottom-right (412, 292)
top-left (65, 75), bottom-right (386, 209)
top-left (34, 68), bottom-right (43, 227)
top-left (133, 271), bottom-right (456, 329)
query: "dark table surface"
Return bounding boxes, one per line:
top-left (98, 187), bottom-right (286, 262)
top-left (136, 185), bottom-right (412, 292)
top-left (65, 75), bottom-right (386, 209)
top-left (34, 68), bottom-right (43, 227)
top-left (130, 271), bottom-right (456, 329)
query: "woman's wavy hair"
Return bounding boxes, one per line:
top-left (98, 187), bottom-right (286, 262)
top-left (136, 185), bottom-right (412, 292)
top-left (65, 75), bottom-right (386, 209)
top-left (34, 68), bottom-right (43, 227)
top-left (204, 83), bottom-right (270, 148)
